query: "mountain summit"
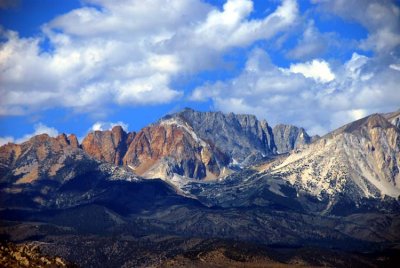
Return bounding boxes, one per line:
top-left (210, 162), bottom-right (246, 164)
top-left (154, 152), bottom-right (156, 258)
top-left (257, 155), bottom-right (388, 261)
top-left (122, 115), bottom-right (229, 180)
top-left (81, 125), bottom-right (135, 165)
top-left (268, 113), bottom-right (400, 213)
top-left (172, 108), bottom-right (276, 163)
top-left (79, 109), bottom-right (313, 180)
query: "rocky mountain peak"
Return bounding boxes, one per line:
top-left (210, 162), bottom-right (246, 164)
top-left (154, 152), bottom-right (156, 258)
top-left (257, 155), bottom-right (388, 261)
top-left (56, 133), bottom-right (80, 148)
top-left (1, 108), bottom-right (400, 216)
top-left (269, 112), bottom-right (400, 209)
top-left (366, 114), bottom-right (394, 129)
top-left (67, 134), bottom-right (79, 148)
top-left (339, 113), bottom-right (395, 135)
top-left (81, 127), bottom-right (135, 165)
top-left (384, 111), bottom-right (400, 129)
top-left (170, 109), bottom-right (276, 164)
top-left (123, 118), bottom-right (229, 180)
top-left (29, 133), bottom-right (50, 143)
top-left (58, 109), bottom-right (308, 181)
top-left (272, 124), bottom-right (311, 153)
top-left (111, 125), bottom-right (124, 137)
top-left (0, 134), bottom-right (91, 187)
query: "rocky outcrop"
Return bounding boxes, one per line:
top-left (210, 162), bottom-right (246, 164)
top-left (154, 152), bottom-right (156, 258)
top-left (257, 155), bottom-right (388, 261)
top-left (123, 117), bottom-right (229, 180)
top-left (170, 108), bottom-right (276, 164)
top-left (272, 124), bottom-right (311, 153)
top-left (0, 133), bottom-right (95, 187)
top-left (55, 133), bottom-right (80, 149)
top-left (67, 134), bottom-right (79, 148)
top-left (393, 118), bottom-right (400, 129)
top-left (268, 114), bottom-right (400, 210)
top-left (82, 126), bottom-right (135, 165)
top-left (0, 133), bottom-right (140, 210)
top-left (7, 109), bottom-right (399, 187)
top-left (74, 110), bottom-right (314, 180)
top-left (121, 108), bottom-right (281, 179)
top-left (384, 111), bottom-right (400, 129)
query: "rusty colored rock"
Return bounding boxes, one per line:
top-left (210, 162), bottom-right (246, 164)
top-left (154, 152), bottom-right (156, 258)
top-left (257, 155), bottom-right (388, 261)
top-left (123, 120), bottom-right (228, 179)
top-left (67, 134), bottom-right (80, 148)
top-left (81, 126), bottom-right (135, 165)
top-left (0, 134), bottom-right (91, 185)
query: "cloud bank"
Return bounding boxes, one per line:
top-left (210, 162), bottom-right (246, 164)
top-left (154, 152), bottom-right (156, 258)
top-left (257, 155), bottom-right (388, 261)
top-left (0, 0), bottom-right (399, 136)
top-left (0, 0), bottom-right (298, 114)
top-left (191, 48), bottom-right (400, 135)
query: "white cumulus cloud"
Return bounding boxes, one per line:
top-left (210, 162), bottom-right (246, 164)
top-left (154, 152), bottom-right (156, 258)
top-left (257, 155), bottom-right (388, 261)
top-left (289, 59), bottom-right (335, 83)
top-left (90, 121), bottom-right (129, 132)
top-left (0, 0), bottom-right (299, 116)
top-left (191, 48), bottom-right (400, 135)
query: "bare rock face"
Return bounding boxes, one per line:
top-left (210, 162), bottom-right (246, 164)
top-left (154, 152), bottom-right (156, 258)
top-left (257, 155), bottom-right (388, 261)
top-left (67, 134), bottom-right (80, 148)
top-left (0, 132), bottom-right (142, 209)
top-left (272, 124), bottom-right (311, 153)
top-left (123, 117), bottom-right (229, 180)
top-left (0, 134), bottom-right (94, 188)
top-left (384, 111), bottom-right (400, 129)
top-left (55, 133), bottom-right (80, 149)
top-left (0, 143), bottom-right (22, 179)
top-left (74, 110), bottom-right (313, 180)
top-left (269, 114), bottom-right (400, 208)
top-left (81, 126), bottom-right (135, 165)
top-left (170, 108), bottom-right (276, 164)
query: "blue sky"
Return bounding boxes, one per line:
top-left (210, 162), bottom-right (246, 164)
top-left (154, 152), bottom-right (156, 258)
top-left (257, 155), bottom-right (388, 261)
top-left (0, 0), bottom-right (399, 145)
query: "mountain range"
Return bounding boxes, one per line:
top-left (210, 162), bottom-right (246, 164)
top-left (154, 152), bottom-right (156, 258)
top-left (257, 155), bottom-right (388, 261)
top-left (1, 108), bottom-right (400, 267)
top-left (84, 108), bottom-right (315, 180)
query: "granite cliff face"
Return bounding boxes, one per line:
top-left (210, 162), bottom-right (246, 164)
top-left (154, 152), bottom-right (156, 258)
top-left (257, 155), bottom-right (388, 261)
top-left (272, 124), bottom-right (311, 153)
top-left (81, 126), bottom-right (135, 165)
top-left (172, 108), bottom-right (277, 164)
top-left (123, 117), bottom-right (229, 180)
top-left (79, 109), bottom-right (310, 180)
top-left (56, 133), bottom-right (80, 149)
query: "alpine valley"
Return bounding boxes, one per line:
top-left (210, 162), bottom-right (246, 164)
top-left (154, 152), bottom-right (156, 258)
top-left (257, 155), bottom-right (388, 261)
top-left (1, 108), bottom-right (400, 267)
